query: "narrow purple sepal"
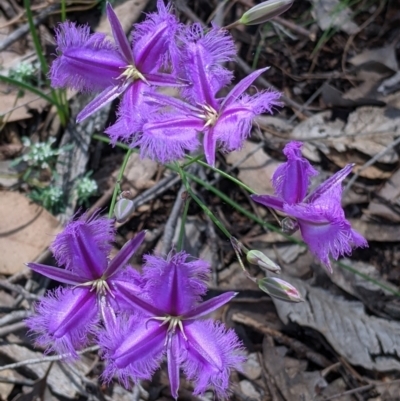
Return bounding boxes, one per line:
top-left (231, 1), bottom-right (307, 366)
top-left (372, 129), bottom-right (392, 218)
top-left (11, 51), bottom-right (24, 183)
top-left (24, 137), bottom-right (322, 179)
top-left (251, 194), bottom-right (285, 211)
top-left (203, 130), bottom-right (217, 167)
top-left (27, 263), bottom-right (87, 285)
top-left (145, 73), bottom-right (187, 87)
top-left (221, 67), bottom-right (269, 109)
top-left (167, 333), bottom-right (181, 399)
top-left (104, 231), bottom-right (146, 278)
top-left (116, 283), bottom-right (165, 316)
top-left (77, 82), bottom-right (130, 122)
top-left (106, 2), bottom-right (134, 63)
top-left (183, 292), bottom-right (237, 320)
top-left (307, 163), bottom-right (354, 204)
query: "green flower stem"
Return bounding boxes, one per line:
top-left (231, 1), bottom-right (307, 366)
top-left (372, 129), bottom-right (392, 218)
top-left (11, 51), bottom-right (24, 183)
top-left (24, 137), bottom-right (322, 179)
top-left (177, 194), bottom-right (191, 252)
top-left (0, 75), bottom-right (56, 105)
top-left (185, 155), bottom-right (256, 194)
top-left (92, 134), bottom-right (400, 298)
top-left (336, 260), bottom-right (400, 297)
top-left (177, 164), bottom-right (231, 239)
top-left (23, 0), bottom-right (68, 125)
top-left (24, 0), bottom-right (48, 76)
top-left (61, 0), bottom-right (66, 21)
top-left (180, 154), bottom-right (204, 169)
top-left (108, 149), bottom-right (133, 219)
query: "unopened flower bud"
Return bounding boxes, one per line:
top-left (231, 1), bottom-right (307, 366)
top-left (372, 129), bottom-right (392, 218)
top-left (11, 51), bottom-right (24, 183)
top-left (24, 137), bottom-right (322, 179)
top-left (247, 250), bottom-right (281, 273)
top-left (281, 217), bottom-right (299, 235)
top-left (239, 0), bottom-right (293, 25)
top-left (257, 277), bottom-right (303, 302)
top-left (114, 198), bottom-right (135, 223)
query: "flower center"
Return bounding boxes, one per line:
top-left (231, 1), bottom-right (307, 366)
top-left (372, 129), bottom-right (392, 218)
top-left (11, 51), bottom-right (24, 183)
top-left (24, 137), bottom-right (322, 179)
top-left (202, 104), bottom-right (219, 128)
top-left (119, 64), bottom-right (148, 84)
top-left (148, 315), bottom-right (187, 342)
top-left (76, 277), bottom-right (114, 297)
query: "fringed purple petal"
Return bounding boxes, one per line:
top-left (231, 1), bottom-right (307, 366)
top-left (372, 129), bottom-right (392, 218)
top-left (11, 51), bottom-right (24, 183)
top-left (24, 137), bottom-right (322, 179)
top-left (141, 251), bottom-right (210, 315)
top-left (105, 82), bottom-right (149, 143)
top-left (50, 22), bottom-right (125, 91)
top-left (272, 141), bottom-right (318, 204)
top-left (100, 315), bottom-right (165, 387)
top-left (106, 2), bottom-right (133, 63)
top-left (27, 263), bottom-right (86, 285)
top-left (136, 114), bottom-right (201, 163)
top-left (26, 287), bottom-right (98, 357)
top-left (284, 203), bottom-right (368, 272)
top-left (133, 0), bottom-right (181, 73)
top-left (180, 24), bottom-right (235, 106)
top-left (182, 319), bottom-right (245, 398)
top-left (77, 82), bottom-right (130, 122)
top-left (51, 211), bottom-right (114, 277)
top-left (211, 90), bottom-right (280, 156)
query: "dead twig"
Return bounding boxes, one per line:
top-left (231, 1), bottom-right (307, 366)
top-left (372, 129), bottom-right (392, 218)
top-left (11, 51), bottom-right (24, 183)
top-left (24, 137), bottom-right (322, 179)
top-left (0, 345), bottom-right (99, 372)
top-left (344, 135), bottom-right (400, 195)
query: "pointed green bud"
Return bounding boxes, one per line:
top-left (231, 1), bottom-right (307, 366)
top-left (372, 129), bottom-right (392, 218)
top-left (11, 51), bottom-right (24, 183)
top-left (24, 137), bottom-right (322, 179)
top-left (239, 0), bottom-right (293, 25)
top-left (247, 250), bottom-right (281, 273)
top-left (281, 216), bottom-right (299, 235)
top-left (257, 277), bottom-right (303, 302)
top-left (114, 198), bottom-right (135, 223)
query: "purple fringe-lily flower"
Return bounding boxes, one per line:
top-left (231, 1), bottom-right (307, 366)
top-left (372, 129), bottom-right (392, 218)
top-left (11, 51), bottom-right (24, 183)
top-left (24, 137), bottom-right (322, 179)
top-left (128, 24), bottom-right (281, 165)
top-left (50, 1), bottom-right (181, 123)
top-left (251, 141), bottom-right (367, 272)
top-left (100, 251), bottom-right (244, 399)
top-left (26, 212), bottom-right (145, 356)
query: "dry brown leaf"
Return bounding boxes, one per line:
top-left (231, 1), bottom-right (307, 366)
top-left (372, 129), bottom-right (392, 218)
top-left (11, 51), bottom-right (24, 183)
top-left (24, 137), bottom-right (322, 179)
top-left (349, 219), bottom-right (400, 242)
top-left (367, 168), bottom-right (400, 222)
top-left (274, 277), bottom-right (400, 371)
top-left (225, 140), bottom-right (280, 194)
top-left (0, 191), bottom-right (61, 275)
top-left (0, 343), bottom-right (89, 399)
top-left (122, 153), bottom-right (158, 197)
top-left (262, 342), bottom-right (328, 401)
top-left (291, 105), bottom-right (400, 178)
top-left (0, 83), bottom-right (48, 122)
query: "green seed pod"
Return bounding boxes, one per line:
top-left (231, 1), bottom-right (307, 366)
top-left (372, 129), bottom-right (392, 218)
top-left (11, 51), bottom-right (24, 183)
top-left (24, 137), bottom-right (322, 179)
top-left (257, 277), bottom-right (303, 302)
top-left (239, 0), bottom-right (293, 25)
top-left (114, 198), bottom-right (135, 223)
top-left (246, 250), bottom-right (281, 273)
